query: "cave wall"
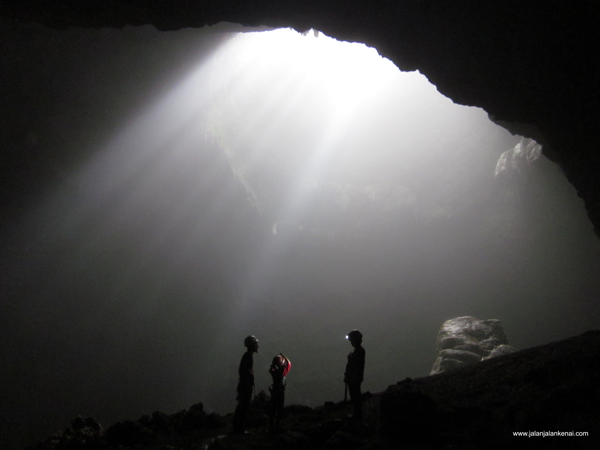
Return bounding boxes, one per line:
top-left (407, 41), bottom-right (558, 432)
top-left (3, 1), bottom-right (600, 235)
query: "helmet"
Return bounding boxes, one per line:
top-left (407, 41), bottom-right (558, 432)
top-left (271, 353), bottom-right (291, 377)
top-left (346, 330), bottom-right (363, 342)
top-left (244, 335), bottom-right (258, 348)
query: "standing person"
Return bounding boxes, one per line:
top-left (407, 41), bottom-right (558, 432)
top-left (344, 329), bottom-right (365, 422)
top-left (268, 353), bottom-right (291, 433)
top-left (232, 335), bottom-right (259, 435)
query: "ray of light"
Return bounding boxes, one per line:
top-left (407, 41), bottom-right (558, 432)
top-left (214, 29), bottom-right (409, 322)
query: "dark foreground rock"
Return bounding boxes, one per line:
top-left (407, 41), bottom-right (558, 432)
top-left (27, 331), bottom-right (600, 450)
top-left (382, 330), bottom-right (600, 449)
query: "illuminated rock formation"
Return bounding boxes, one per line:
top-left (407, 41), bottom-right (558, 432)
top-left (430, 316), bottom-right (516, 375)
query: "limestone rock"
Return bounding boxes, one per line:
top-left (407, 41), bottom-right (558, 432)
top-left (494, 137), bottom-right (542, 178)
top-left (485, 344), bottom-right (517, 360)
top-left (430, 316), bottom-right (515, 375)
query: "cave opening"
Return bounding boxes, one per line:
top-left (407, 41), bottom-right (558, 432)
top-left (190, 27), bottom-right (530, 246)
top-left (1, 21), bottom-right (600, 449)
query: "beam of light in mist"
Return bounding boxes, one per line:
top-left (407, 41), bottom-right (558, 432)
top-left (16, 26), bottom-right (507, 361)
top-left (4, 35), bottom-right (243, 366)
top-left (37, 28), bottom-right (479, 321)
top-left (16, 26), bottom-right (503, 331)
top-left (215, 28), bottom-right (437, 321)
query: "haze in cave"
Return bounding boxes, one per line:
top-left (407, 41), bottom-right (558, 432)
top-left (1, 23), bottom-right (599, 449)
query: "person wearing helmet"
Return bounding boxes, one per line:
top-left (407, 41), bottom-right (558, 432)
top-left (232, 335), bottom-right (259, 435)
top-left (344, 329), bottom-right (365, 422)
top-left (268, 353), bottom-right (291, 433)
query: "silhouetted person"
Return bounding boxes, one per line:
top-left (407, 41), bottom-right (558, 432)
top-left (344, 329), bottom-right (365, 422)
top-left (232, 335), bottom-right (258, 435)
top-left (268, 353), bottom-right (291, 433)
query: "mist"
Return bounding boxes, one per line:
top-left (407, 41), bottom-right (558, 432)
top-left (1, 22), bottom-right (599, 449)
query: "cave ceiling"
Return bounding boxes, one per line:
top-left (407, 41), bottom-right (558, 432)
top-left (3, 1), bottom-right (599, 235)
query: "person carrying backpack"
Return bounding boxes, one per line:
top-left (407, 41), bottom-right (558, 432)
top-left (268, 353), bottom-right (291, 433)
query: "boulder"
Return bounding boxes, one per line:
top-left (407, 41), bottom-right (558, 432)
top-left (430, 316), bottom-right (516, 375)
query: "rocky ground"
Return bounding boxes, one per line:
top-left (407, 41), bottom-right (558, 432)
top-left (25, 393), bottom-right (382, 450)
top-left (382, 330), bottom-right (600, 449)
top-left (26, 331), bottom-right (600, 450)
